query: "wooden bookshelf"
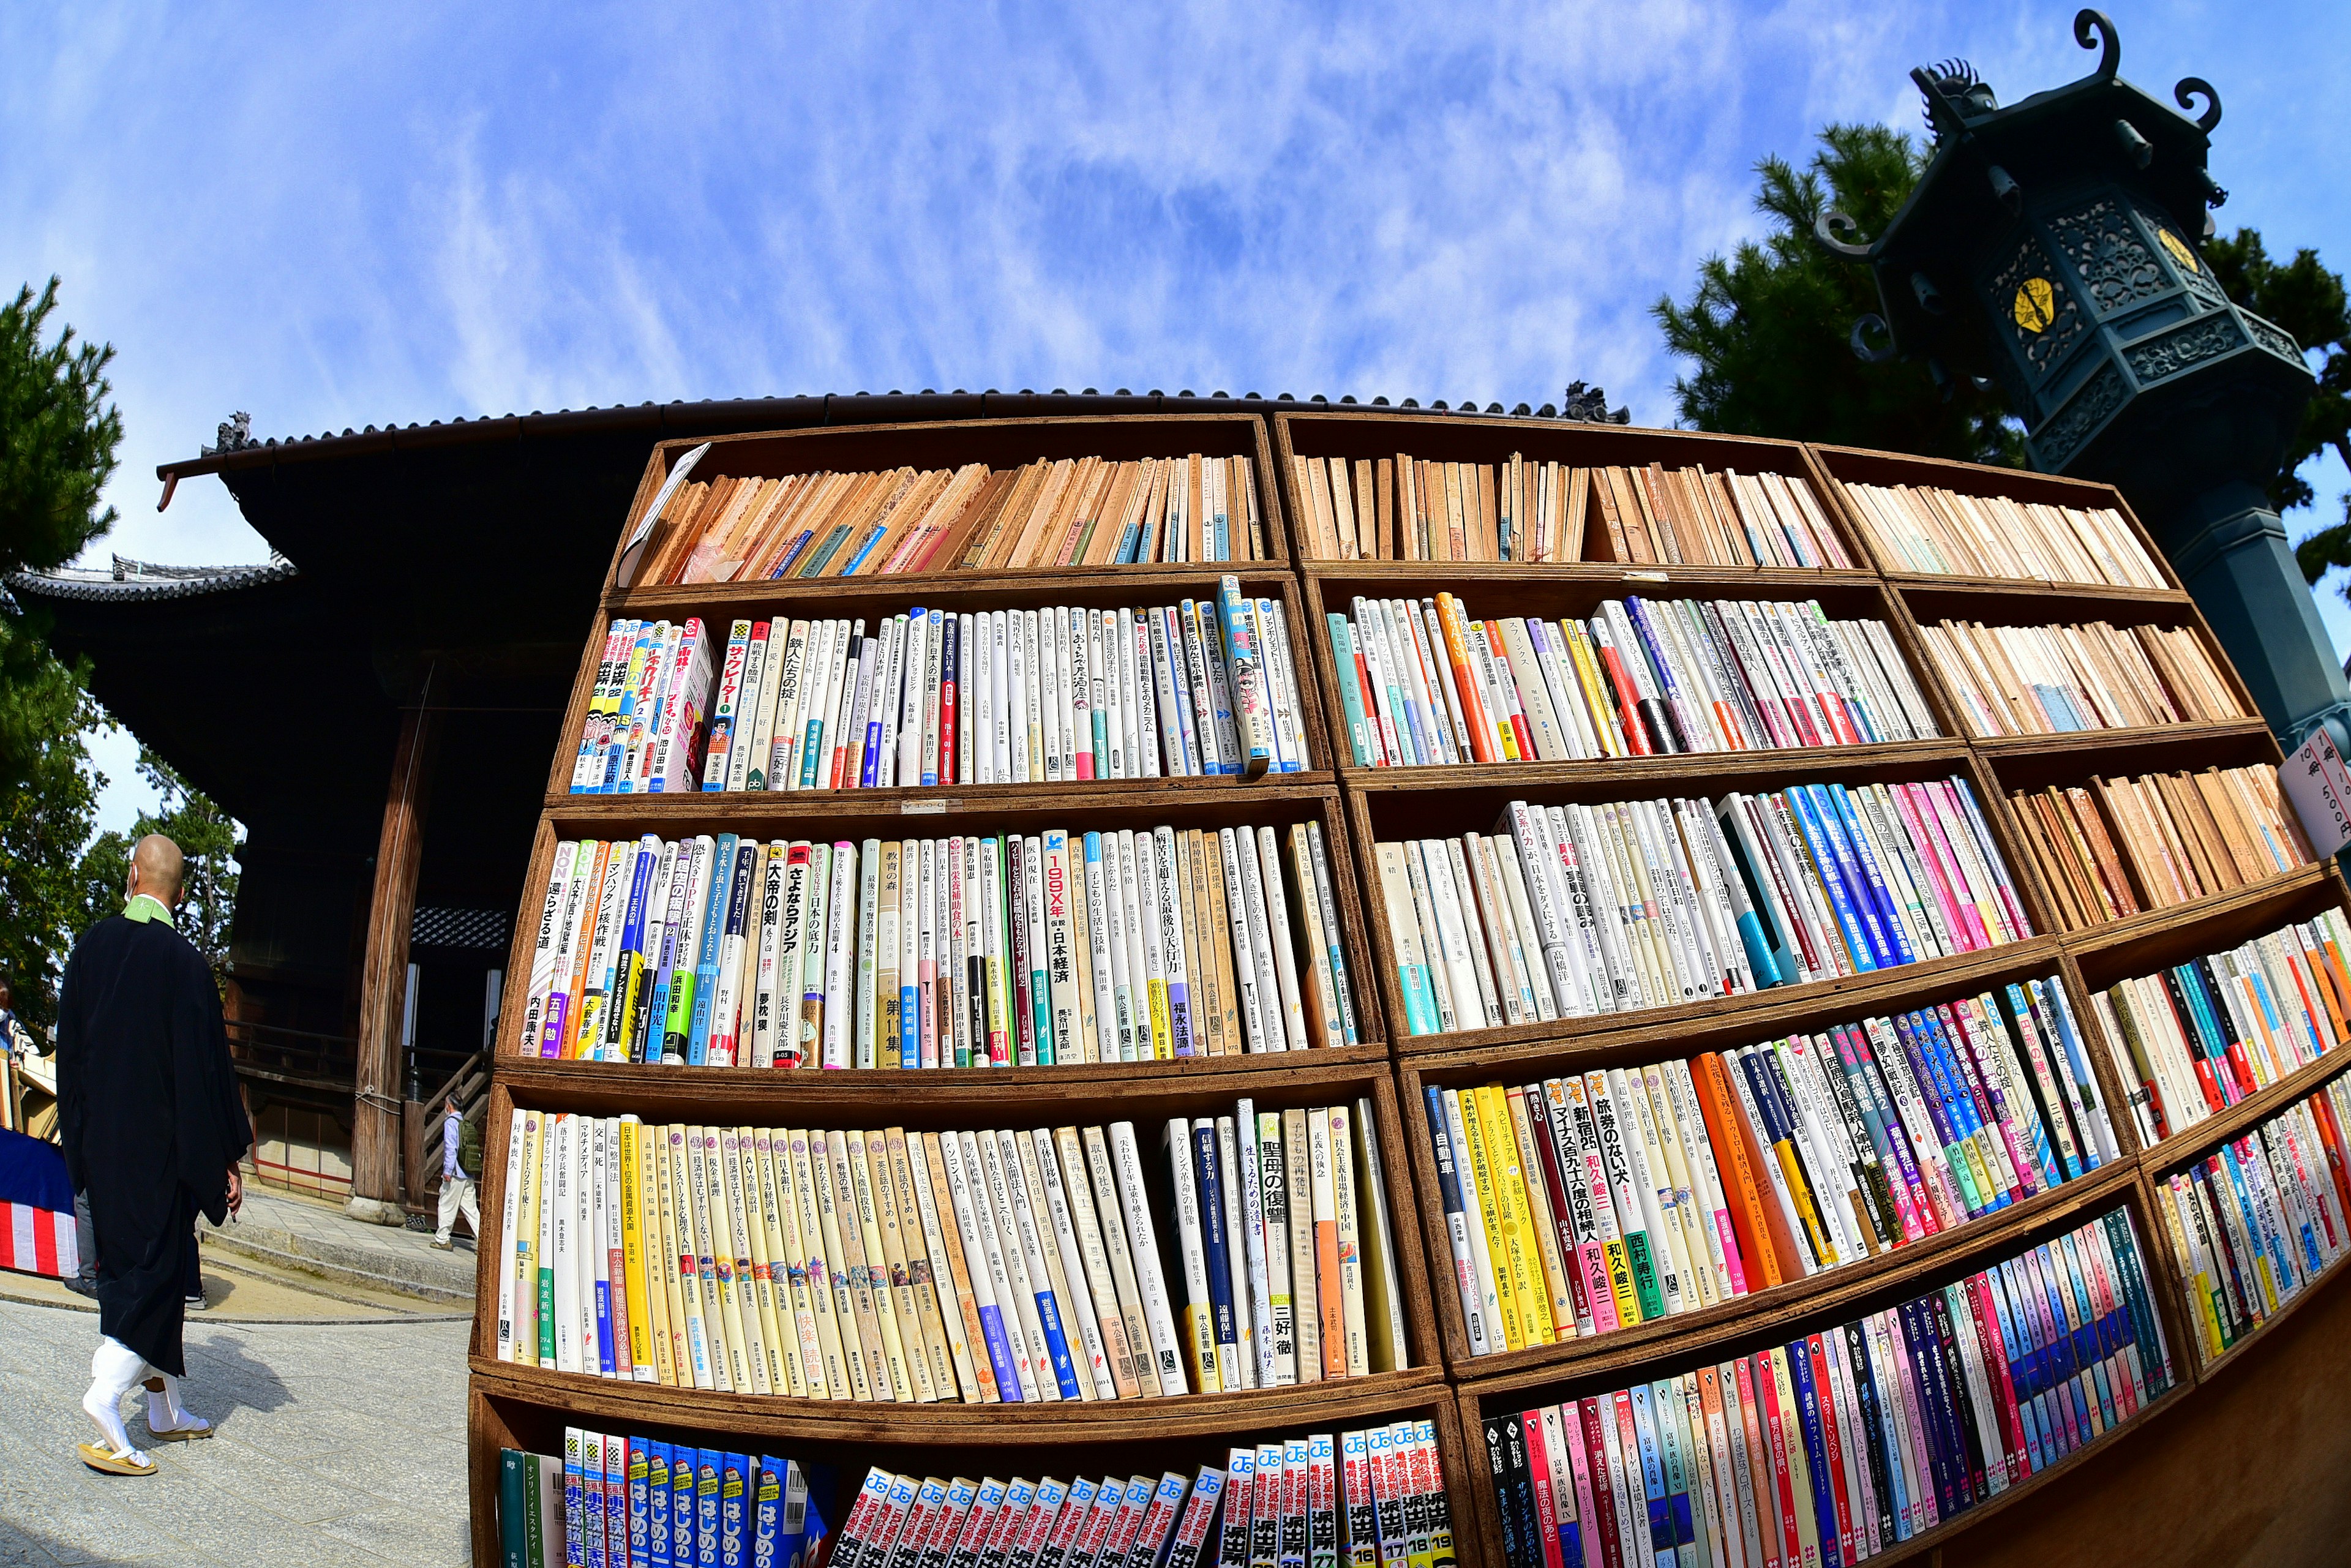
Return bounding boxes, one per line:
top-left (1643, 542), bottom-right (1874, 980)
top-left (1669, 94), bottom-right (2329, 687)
top-left (470, 409), bottom-right (2351, 1565)
top-left (470, 415), bottom-right (1422, 1568)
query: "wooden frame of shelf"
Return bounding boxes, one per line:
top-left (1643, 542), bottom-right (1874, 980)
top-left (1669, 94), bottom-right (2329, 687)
top-left (471, 409), bottom-right (2351, 1566)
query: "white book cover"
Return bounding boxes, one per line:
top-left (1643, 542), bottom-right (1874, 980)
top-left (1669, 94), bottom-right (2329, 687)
top-left (1253, 1111), bottom-right (1296, 1384)
top-left (966, 1130), bottom-right (1047, 1402)
top-left (1325, 1106), bottom-right (1368, 1377)
top-left (1099, 833), bottom-right (1136, 1062)
top-left (856, 839), bottom-right (883, 1068)
top-left (493, 1111), bottom-right (527, 1362)
top-left (1081, 1125), bottom-right (1163, 1397)
top-left (997, 1127), bottom-right (1074, 1400)
top-left (546, 1115), bottom-right (579, 1375)
top-left (1231, 1109), bottom-right (1277, 1390)
top-left (1218, 828), bottom-right (1270, 1051)
top-left (1080, 835), bottom-right (1120, 1064)
top-left (1146, 607), bottom-right (1188, 776)
top-left (1028, 1128), bottom-right (1114, 1400)
top-left (520, 842), bottom-right (577, 1057)
top-left (1213, 1115), bottom-right (1252, 1389)
top-left (900, 1132), bottom-right (980, 1401)
top-left (822, 842), bottom-right (857, 1068)
top-left (928, 1129), bottom-right (1001, 1402)
top-left (1160, 1116), bottom-right (1220, 1393)
top-left (1281, 1108), bottom-right (1321, 1382)
top-left (1253, 825), bottom-right (1310, 1051)
top-left (1108, 1120), bottom-right (1190, 1395)
top-left (1051, 1127), bottom-right (1136, 1399)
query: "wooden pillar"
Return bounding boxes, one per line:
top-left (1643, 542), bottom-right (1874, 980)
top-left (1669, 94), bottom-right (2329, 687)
top-left (347, 703), bottom-right (437, 1224)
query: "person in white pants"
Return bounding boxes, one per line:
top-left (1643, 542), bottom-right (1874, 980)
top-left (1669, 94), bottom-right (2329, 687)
top-left (433, 1096), bottom-right (480, 1248)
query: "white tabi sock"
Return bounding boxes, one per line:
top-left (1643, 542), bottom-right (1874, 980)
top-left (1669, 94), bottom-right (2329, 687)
top-left (82, 1337), bottom-right (152, 1461)
top-left (143, 1372), bottom-right (205, 1435)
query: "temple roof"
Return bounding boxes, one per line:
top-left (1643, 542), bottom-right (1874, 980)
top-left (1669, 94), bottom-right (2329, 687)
top-left (7, 553), bottom-right (296, 603)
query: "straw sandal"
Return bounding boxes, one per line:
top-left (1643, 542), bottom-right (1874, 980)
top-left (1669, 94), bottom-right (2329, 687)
top-left (77, 1442), bottom-right (157, 1476)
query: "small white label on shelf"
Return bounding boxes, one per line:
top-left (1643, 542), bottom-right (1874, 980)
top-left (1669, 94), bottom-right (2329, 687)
top-left (1622, 571), bottom-right (1669, 583)
top-left (2281, 729), bottom-right (2351, 857)
top-left (902, 798), bottom-right (951, 814)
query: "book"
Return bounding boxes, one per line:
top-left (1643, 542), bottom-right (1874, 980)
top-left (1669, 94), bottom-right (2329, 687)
top-left (1289, 452), bottom-right (1849, 568)
top-left (1328, 593), bottom-right (1933, 766)
top-left (1840, 479), bottom-right (2165, 587)
top-left (1382, 779), bottom-right (2026, 1037)
top-left (1482, 1207), bottom-right (2171, 1566)
top-left (516, 819), bottom-right (1356, 1071)
top-left (504, 1097), bottom-right (1408, 1405)
top-left (1421, 977), bottom-right (2106, 1358)
top-left (1919, 615), bottom-right (2243, 738)
top-left (2005, 763), bottom-right (2314, 932)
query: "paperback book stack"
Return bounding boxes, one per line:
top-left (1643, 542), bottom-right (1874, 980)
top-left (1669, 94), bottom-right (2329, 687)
top-left (2153, 1071), bottom-right (2351, 1365)
top-left (490, 1101), bottom-right (1408, 1403)
top-left (2004, 763), bottom-right (2313, 932)
top-left (1324, 595), bottom-right (1933, 768)
top-left (1915, 617), bottom-right (2241, 738)
top-left (1835, 482), bottom-right (2167, 588)
top-left (827, 1420), bottom-right (1452, 1568)
top-left (2088, 913), bottom-right (2351, 1146)
top-left (1375, 781), bottom-right (2029, 1038)
top-left (1289, 451), bottom-right (1853, 568)
top-left (496, 1435), bottom-right (831, 1568)
top-left (574, 576), bottom-right (1306, 794)
top-left (636, 452), bottom-right (1270, 584)
top-left (1422, 975), bottom-right (2118, 1356)
top-left (516, 819), bottom-right (1359, 1068)
top-left (1479, 1208), bottom-right (2175, 1568)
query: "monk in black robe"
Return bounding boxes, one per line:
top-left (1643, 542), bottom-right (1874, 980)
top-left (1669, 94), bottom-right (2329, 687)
top-left (56, 834), bottom-right (250, 1474)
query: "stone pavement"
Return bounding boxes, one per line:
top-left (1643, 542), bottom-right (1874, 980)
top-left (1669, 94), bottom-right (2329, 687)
top-left (0, 1293), bottom-right (473, 1566)
top-left (206, 1185), bottom-right (478, 1305)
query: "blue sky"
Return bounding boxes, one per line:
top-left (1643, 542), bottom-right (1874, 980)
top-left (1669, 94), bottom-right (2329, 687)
top-left (6, 2), bottom-right (2350, 835)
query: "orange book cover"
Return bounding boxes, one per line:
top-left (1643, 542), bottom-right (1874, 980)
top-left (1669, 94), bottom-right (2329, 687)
top-left (1433, 594), bottom-right (1499, 763)
top-left (1692, 1052), bottom-right (1789, 1289)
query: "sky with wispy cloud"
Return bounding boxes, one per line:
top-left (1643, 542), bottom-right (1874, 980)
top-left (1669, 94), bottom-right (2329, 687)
top-left (6, 1), bottom-right (2349, 831)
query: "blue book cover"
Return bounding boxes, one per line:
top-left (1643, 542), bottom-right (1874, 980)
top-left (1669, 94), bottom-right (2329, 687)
top-left (2033, 980), bottom-right (2107, 1167)
top-left (1787, 1342), bottom-right (1845, 1568)
top-left (685, 834), bottom-right (736, 1064)
top-left (1827, 785), bottom-right (1917, 965)
top-left (670, 1446), bottom-right (698, 1568)
top-left (1987, 1264), bottom-right (2047, 1476)
top-left (1191, 1120), bottom-right (1239, 1376)
top-left (749, 1460), bottom-right (781, 1568)
top-left (583, 1435), bottom-right (609, 1568)
top-left (563, 1436), bottom-right (587, 1568)
top-left (694, 1451), bottom-right (722, 1568)
top-left (719, 1454), bottom-right (749, 1568)
top-left (1890, 1012), bottom-right (1976, 1214)
top-left (1622, 598), bottom-right (1697, 750)
top-left (1625, 1382), bottom-right (1673, 1555)
top-left (1649, 1379), bottom-right (1695, 1556)
top-left (1783, 787), bottom-right (1880, 972)
top-left (644, 1441), bottom-right (673, 1568)
top-left (975, 1285), bottom-right (1024, 1403)
top-left (1326, 615), bottom-right (1373, 767)
top-left (1909, 1296), bottom-right (1965, 1512)
top-left (1932, 1292), bottom-right (1991, 1504)
top-left (1917, 1010), bottom-right (2006, 1212)
top-left (1800, 784), bottom-right (1896, 970)
top-left (1030, 1259), bottom-right (1083, 1401)
top-left (2098, 1213), bottom-right (2161, 1386)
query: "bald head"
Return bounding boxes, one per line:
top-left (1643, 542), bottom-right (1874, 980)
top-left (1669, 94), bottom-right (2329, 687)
top-left (128, 834), bottom-right (186, 906)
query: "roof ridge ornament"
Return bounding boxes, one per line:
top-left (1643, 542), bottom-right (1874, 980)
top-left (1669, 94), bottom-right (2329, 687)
top-left (2073, 10), bottom-right (2120, 83)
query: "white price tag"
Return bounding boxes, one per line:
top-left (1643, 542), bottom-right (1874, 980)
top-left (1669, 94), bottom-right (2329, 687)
top-left (2281, 727), bottom-right (2351, 857)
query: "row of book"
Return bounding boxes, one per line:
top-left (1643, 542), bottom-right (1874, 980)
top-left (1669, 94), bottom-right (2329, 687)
top-left (496, 1437), bottom-right (831, 1568)
top-left (2004, 763), bottom-right (2312, 933)
top-left (2154, 1071), bottom-right (2351, 1365)
top-left (2090, 912), bottom-right (2351, 1146)
top-left (1916, 617), bottom-right (2241, 740)
top-left (832, 1422), bottom-right (1452, 1568)
top-left (490, 1103), bottom-right (1409, 1403)
top-left (518, 821), bottom-right (1360, 1069)
top-left (1289, 452), bottom-right (1853, 571)
top-left (1324, 595), bottom-right (1933, 768)
top-left (1374, 781), bottom-right (2030, 1037)
top-left (1839, 481), bottom-right (2165, 590)
top-left (1424, 979), bottom-right (2118, 1357)
top-left (1482, 1208), bottom-right (2176, 1568)
top-left (639, 454), bottom-right (1271, 585)
top-left (574, 581), bottom-right (1307, 797)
